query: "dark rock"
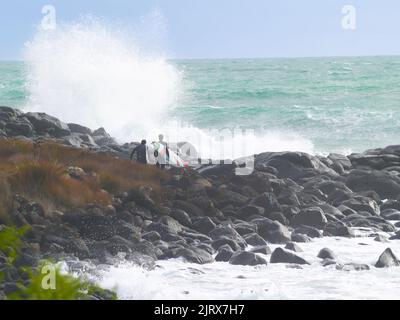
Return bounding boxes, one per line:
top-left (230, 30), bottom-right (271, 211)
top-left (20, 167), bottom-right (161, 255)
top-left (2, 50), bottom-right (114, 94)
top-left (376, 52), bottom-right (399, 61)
top-left (341, 197), bottom-right (380, 216)
top-left (251, 192), bottom-right (280, 213)
top-left (142, 231), bottom-right (161, 242)
top-left (68, 123), bottom-right (92, 135)
top-left (324, 221), bottom-right (355, 238)
top-left (229, 251), bottom-right (268, 266)
top-left (293, 225), bottom-right (322, 238)
top-left (291, 233), bottom-right (311, 243)
top-left (237, 205), bottom-right (265, 220)
top-left (270, 248), bottom-right (310, 265)
top-left (176, 247), bottom-right (214, 264)
top-left (25, 112), bottom-right (71, 137)
top-left (285, 242), bottom-right (303, 252)
top-left (381, 209), bottom-right (400, 221)
top-left (244, 233), bottom-right (268, 246)
top-left (192, 217), bottom-right (216, 235)
top-left (215, 245), bottom-right (234, 262)
top-left (250, 245), bottom-right (272, 255)
top-left (291, 207), bottom-right (328, 229)
top-left (169, 210), bottom-right (192, 227)
top-left (317, 248), bottom-right (336, 260)
top-left (234, 222), bottom-right (257, 236)
top-left (212, 237), bottom-right (242, 252)
top-left (321, 259), bottom-right (337, 267)
top-left (346, 169), bottom-right (400, 199)
top-left (253, 218), bottom-right (291, 244)
top-left (375, 248), bottom-right (400, 268)
top-left (255, 151), bottom-right (338, 180)
top-left (174, 200), bottom-right (204, 217)
top-left (209, 225), bottom-right (247, 249)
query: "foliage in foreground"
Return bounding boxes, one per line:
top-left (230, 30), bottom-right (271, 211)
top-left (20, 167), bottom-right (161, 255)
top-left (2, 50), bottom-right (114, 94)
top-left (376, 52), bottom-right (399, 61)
top-left (0, 226), bottom-right (117, 300)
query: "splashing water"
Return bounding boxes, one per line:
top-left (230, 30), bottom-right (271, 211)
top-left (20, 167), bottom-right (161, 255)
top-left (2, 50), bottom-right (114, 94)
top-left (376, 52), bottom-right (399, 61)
top-left (22, 18), bottom-right (316, 159)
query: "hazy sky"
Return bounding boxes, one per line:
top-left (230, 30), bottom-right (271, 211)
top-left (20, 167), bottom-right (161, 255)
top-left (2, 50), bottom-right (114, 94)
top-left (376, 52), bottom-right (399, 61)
top-left (1, 0), bottom-right (399, 60)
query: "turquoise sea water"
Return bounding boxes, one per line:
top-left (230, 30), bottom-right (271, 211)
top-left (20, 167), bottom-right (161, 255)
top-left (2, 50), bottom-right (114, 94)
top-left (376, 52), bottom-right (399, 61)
top-left (1, 56), bottom-right (400, 154)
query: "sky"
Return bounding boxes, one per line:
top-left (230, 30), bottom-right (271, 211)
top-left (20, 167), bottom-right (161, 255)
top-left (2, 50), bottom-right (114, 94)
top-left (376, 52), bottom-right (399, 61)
top-left (0, 0), bottom-right (399, 60)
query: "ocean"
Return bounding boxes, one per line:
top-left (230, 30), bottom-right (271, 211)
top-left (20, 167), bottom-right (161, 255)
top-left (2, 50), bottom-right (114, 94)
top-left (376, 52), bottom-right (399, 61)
top-left (1, 56), bottom-right (400, 157)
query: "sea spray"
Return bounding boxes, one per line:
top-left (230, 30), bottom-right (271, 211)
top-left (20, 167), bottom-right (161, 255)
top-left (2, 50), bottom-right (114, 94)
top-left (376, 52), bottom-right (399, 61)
top-left (24, 18), bottom-right (181, 141)
top-left (23, 17), bottom-right (315, 158)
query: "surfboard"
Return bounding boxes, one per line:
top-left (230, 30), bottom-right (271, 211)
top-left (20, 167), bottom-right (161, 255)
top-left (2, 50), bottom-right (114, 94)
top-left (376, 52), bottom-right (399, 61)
top-left (148, 142), bottom-right (188, 168)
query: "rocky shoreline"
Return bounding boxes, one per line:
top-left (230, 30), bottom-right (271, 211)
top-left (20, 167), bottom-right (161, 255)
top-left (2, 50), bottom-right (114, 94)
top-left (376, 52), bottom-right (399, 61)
top-left (2, 105), bottom-right (400, 299)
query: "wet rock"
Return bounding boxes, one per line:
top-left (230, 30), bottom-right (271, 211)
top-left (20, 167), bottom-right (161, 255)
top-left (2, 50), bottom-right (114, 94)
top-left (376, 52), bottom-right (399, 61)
top-left (191, 217), bottom-right (216, 235)
top-left (244, 233), bottom-right (268, 246)
top-left (169, 210), bottom-right (192, 227)
top-left (215, 244), bottom-right (234, 262)
top-left (209, 225), bottom-right (247, 249)
top-left (25, 112), bottom-right (71, 137)
top-left (374, 235), bottom-right (389, 243)
top-left (250, 245), bottom-right (272, 255)
top-left (291, 233), bottom-right (311, 243)
top-left (237, 205), bottom-right (265, 220)
top-left (270, 248), bottom-right (310, 265)
top-left (321, 259), bottom-right (337, 267)
top-left (234, 222), bottom-right (257, 236)
top-left (253, 218), bottom-right (291, 244)
top-left (255, 151), bottom-right (338, 181)
top-left (142, 231), bottom-right (161, 242)
top-left (341, 197), bottom-right (380, 216)
top-left (346, 169), bottom-right (400, 199)
top-left (381, 209), bottom-right (400, 221)
top-left (212, 237), bottom-right (242, 252)
top-left (324, 221), bottom-right (355, 238)
top-left (317, 248), bottom-right (336, 260)
top-left (251, 192), bottom-right (280, 213)
top-left (229, 251), bottom-right (268, 266)
top-left (176, 247), bottom-right (214, 264)
top-left (336, 263), bottom-right (370, 271)
top-left (293, 225), bottom-right (322, 238)
top-left (375, 248), bottom-right (400, 268)
top-left (284, 242), bottom-right (303, 252)
top-left (291, 207), bottom-right (328, 229)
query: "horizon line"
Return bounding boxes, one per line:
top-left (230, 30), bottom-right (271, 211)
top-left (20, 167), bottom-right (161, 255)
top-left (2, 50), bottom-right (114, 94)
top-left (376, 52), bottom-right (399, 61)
top-left (1, 53), bottom-right (400, 62)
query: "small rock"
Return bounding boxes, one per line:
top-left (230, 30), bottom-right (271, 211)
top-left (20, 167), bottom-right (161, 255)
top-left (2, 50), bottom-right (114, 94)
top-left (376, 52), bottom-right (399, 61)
top-left (285, 242), bottom-right (303, 252)
top-left (317, 248), bottom-right (336, 260)
top-left (375, 248), bottom-right (400, 268)
top-left (229, 251), bottom-right (268, 266)
top-left (270, 248), bottom-right (310, 265)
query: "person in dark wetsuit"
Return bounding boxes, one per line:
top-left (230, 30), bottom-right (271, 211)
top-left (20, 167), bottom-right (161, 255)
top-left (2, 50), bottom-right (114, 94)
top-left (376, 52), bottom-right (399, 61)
top-left (130, 139), bottom-right (148, 164)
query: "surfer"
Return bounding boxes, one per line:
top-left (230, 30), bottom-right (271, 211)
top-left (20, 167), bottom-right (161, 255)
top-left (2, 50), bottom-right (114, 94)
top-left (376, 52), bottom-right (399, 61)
top-left (130, 140), bottom-right (148, 164)
top-left (156, 134), bottom-right (169, 170)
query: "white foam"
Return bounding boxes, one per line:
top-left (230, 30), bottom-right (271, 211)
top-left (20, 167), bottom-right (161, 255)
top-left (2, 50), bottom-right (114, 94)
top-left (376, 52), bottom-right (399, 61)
top-left (95, 230), bottom-right (400, 300)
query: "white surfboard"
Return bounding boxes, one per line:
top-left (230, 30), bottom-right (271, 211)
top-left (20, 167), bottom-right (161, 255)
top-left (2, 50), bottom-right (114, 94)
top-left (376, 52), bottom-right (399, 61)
top-left (148, 142), bottom-right (188, 168)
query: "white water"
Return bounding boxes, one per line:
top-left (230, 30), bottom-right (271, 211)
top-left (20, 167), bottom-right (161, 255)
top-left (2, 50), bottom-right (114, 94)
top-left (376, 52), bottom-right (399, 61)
top-left (23, 18), bottom-right (315, 159)
top-left (94, 229), bottom-right (400, 300)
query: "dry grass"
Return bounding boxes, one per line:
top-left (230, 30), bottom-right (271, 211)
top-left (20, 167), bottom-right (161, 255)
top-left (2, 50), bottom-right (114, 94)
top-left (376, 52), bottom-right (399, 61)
top-left (0, 139), bottom-right (167, 217)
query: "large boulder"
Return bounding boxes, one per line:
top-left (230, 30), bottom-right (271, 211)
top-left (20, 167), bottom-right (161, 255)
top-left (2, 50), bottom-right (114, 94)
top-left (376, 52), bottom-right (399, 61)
top-left (346, 169), bottom-right (400, 200)
top-left (270, 248), bottom-right (310, 265)
top-left (229, 251), bottom-right (268, 266)
top-left (255, 151), bottom-right (338, 181)
top-left (291, 207), bottom-right (328, 229)
top-left (25, 112), bottom-right (71, 137)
